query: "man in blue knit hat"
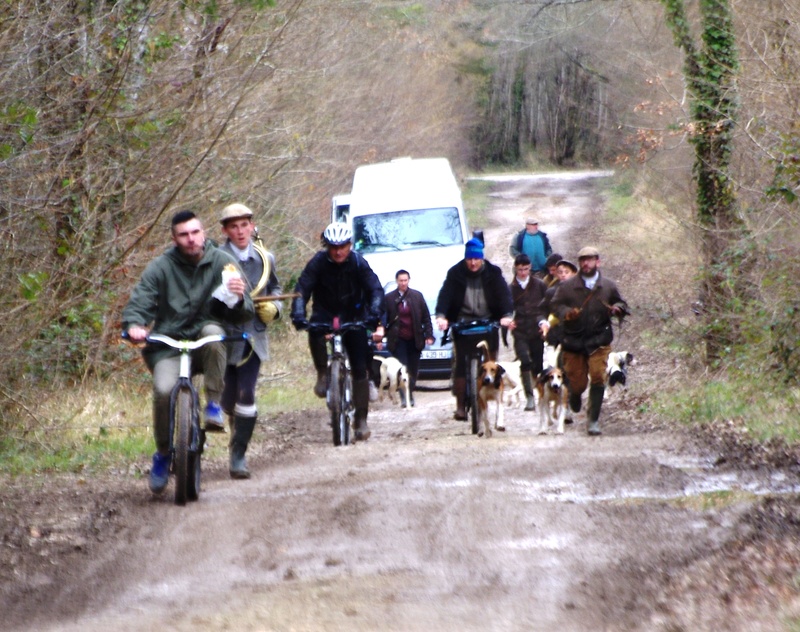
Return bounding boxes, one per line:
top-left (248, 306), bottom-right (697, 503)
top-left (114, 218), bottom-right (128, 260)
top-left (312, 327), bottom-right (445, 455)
top-left (435, 237), bottom-right (514, 420)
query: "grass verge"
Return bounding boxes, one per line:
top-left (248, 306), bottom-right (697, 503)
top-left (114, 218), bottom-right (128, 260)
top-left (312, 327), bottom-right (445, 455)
top-left (602, 170), bottom-right (800, 446)
top-left (0, 323), bottom-right (321, 476)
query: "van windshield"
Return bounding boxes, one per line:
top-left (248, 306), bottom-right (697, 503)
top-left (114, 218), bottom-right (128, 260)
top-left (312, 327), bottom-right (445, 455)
top-left (352, 207), bottom-right (462, 253)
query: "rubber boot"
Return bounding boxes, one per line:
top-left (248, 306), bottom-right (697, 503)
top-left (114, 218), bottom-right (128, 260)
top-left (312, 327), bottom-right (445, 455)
top-left (587, 385), bottom-right (605, 436)
top-left (452, 377), bottom-right (467, 420)
top-left (229, 415), bottom-right (257, 478)
top-left (566, 391), bottom-right (582, 424)
top-left (353, 378), bottom-right (371, 441)
top-left (314, 371), bottom-right (327, 398)
top-left (399, 388), bottom-right (407, 407)
top-left (521, 370), bottom-right (536, 411)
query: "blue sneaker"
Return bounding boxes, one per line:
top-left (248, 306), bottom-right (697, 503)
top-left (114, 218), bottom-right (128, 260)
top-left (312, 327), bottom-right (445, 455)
top-left (204, 401), bottom-right (225, 432)
top-left (149, 451), bottom-right (171, 494)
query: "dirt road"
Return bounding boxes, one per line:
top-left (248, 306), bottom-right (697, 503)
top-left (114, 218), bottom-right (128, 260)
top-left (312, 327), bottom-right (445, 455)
top-left (4, 172), bottom-right (800, 631)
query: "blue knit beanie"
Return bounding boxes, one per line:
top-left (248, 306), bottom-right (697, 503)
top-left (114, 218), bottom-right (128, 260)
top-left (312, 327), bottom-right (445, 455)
top-left (464, 238), bottom-right (484, 260)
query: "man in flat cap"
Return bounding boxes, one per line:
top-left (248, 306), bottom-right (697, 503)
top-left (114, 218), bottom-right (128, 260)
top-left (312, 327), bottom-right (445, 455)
top-left (509, 217), bottom-right (553, 278)
top-left (550, 247), bottom-right (629, 435)
top-left (218, 203), bottom-right (284, 478)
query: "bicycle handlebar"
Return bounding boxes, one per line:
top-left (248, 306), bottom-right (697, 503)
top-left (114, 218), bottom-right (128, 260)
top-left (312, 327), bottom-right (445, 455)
top-left (306, 320), bottom-right (366, 335)
top-left (121, 331), bottom-right (248, 350)
top-left (443, 319), bottom-right (500, 345)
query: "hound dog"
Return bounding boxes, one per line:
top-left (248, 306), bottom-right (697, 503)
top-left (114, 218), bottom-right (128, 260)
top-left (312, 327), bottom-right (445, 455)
top-left (475, 341), bottom-right (509, 437)
top-left (472, 341), bottom-right (524, 408)
top-left (498, 359), bottom-right (524, 408)
top-left (543, 344), bottom-right (562, 371)
top-left (375, 355), bottom-right (411, 409)
top-left (535, 365), bottom-right (568, 435)
top-left (605, 351), bottom-right (635, 400)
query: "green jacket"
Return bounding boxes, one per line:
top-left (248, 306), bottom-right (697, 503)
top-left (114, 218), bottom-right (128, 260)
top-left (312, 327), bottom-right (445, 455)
top-left (122, 241), bottom-right (255, 368)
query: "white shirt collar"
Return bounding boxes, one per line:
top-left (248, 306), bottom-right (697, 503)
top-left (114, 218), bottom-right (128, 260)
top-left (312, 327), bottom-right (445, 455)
top-left (582, 271), bottom-right (599, 290)
top-left (229, 242), bottom-right (252, 262)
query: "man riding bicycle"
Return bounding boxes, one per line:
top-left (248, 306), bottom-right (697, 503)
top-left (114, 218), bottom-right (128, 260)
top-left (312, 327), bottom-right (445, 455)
top-left (291, 222), bottom-right (385, 442)
top-left (435, 238), bottom-right (514, 420)
top-left (122, 210), bottom-right (254, 494)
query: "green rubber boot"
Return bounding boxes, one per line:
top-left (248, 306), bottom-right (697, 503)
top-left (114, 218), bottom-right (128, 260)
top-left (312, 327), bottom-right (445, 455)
top-left (229, 415), bottom-right (257, 478)
top-left (587, 385), bottom-right (605, 436)
top-left (569, 392), bottom-right (582, 413)
top-left (521, 370), bottom-right (536, 411)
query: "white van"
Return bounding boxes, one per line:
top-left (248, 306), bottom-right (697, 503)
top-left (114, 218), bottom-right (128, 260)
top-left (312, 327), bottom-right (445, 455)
top-left (332, 157), bottom-right (470, 380)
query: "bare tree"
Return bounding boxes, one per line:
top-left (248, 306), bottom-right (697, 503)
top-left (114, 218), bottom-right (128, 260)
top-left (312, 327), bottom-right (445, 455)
top-left (0, 0), bottom-right (482, 427)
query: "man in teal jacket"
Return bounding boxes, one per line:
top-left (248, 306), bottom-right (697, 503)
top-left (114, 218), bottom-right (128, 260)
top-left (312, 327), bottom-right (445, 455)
top-left (122, 210), bottom-right (254, 494)
top-left (509, 218), bottom-right (553, 277)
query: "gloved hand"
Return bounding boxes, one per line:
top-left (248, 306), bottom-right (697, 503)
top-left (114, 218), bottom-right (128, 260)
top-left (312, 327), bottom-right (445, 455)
top-left (292, 318), bottom-right (308, 331)
top-left (564, 307), bottom-right (582, 322)
top-left (610, 304), bottom-right (629, 317)
top-left (256, 301), bottom-right (279, 324)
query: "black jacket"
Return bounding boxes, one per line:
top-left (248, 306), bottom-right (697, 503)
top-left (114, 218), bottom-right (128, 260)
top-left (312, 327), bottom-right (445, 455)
top-left (435, 259), bottom-right (513, 323)
top-left (291, 250), bottom-right (385, 328)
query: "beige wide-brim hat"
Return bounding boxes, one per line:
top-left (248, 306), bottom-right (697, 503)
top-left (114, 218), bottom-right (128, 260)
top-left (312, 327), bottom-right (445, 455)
top-left (219, 203), bottom-right (254, 225)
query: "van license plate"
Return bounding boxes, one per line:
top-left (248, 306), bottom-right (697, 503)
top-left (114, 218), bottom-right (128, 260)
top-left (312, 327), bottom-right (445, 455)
top-left (421, 350), bottom-right (451, 360)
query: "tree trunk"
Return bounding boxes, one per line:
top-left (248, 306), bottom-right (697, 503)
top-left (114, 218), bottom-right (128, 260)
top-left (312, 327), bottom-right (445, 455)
top-left (661, 0), bottom-right (743, 362)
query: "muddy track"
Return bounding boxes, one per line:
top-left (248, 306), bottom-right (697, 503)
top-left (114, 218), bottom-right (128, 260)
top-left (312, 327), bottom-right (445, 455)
top-left (3, 172), bottom-right (800, 631)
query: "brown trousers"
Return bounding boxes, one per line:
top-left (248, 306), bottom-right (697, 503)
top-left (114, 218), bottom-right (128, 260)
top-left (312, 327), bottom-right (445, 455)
top-left (562, 346), bottom-right (611, 395)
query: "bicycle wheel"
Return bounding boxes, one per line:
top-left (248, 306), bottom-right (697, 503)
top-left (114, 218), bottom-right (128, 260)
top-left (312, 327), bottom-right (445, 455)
top-left (173, 387), bottom-right (193, 506)
top-left (329, 360), bottom-right (345, 446)
top-left (340, 366), bottom-right (352, 446)
top-left (469, 356), bottom-right (480, 435)
top-left (187, 427), bottom-right (204, 502)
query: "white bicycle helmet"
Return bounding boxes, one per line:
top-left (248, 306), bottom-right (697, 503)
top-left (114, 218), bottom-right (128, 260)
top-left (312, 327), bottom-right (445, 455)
top-left (322, 222), bottom-right (353, 246)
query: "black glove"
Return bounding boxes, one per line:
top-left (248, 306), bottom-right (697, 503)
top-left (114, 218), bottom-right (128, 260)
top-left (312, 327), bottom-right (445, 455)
top-left (292, 319), bottom-right (308, 331)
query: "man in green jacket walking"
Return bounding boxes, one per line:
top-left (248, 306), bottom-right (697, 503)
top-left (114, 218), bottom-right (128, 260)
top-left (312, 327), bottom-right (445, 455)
top-left (550, 246), bottom-right (628, 436)
top-left (122, 210), bottom-right (254, 494)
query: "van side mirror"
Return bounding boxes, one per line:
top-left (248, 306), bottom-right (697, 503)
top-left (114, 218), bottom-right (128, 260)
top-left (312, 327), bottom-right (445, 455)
top-left (472, 230), bottom-right (485, 245)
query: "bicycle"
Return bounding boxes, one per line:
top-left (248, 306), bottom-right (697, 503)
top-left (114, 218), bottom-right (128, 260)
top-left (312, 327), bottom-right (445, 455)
top-left (123, 331), bottom-right (247, 505)
top-left (307, 318), bottom-right (366, 446)
top-left (447, 319), bottom-right (500, 435)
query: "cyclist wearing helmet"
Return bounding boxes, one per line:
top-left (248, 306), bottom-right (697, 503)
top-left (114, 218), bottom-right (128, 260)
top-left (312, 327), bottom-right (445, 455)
top-left (291, 222), bottom-right (386, 441)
